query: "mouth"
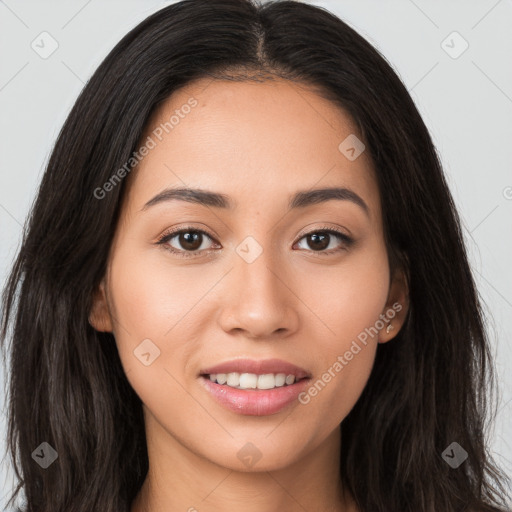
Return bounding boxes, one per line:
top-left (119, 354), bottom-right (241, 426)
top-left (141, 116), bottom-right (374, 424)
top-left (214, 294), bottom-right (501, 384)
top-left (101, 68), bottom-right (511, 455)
top-left (198, 358), bottom-right (312, 416)
top-left (199, 357), bottom-right (311, 388)
top-left (200, 372), bottom-right (309, 390)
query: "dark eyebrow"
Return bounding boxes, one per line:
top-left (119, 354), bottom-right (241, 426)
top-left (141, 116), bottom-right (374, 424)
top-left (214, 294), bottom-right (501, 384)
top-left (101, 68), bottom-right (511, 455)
top-left (141, 186), bottom-right (369, 217)
top-left (141, 187), bottom-right (232, 211)
top-left (289, 187), bottom-right (369, 217)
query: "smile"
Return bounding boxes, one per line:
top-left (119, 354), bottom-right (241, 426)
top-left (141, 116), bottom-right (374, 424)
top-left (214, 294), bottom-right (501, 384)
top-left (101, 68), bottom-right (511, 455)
top-left (198, 358), bottom-right (312, 415)
top-left (206, 372), bottom-right (299, 390)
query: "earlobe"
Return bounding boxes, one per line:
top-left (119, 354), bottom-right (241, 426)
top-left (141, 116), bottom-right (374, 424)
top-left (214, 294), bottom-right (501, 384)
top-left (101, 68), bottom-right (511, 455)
top-left (88, 279), bottom-right (113, 332)
top-left (379, 267), bottom-right (410, 344)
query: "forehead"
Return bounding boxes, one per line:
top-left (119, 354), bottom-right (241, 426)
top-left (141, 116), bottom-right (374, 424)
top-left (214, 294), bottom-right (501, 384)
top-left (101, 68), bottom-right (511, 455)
top-left (124, 77), bottom-right (380, 221)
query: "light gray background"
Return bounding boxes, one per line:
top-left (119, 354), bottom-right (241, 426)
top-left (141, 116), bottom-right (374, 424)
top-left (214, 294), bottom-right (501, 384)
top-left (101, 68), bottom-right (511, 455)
top-left (1, 0), bottom-right (511, 508)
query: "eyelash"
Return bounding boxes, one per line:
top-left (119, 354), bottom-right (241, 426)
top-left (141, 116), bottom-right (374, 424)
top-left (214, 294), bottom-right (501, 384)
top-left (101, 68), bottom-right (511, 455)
top-left (155, 225), bottom-right (354, 259)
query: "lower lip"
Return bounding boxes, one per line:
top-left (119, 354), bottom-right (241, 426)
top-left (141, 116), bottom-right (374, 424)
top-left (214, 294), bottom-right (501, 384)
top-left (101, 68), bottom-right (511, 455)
top-left (199, 376), bottom-right (311, 416)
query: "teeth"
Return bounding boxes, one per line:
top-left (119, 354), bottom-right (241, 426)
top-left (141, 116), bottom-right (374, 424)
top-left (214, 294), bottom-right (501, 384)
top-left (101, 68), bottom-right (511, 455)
top-left (257, 374), bottom-right (275, 389)
top-left (226, 372), bottom-right (239, 387)
top-left (207, 372), bottom-right (298, 390)
top-left (275, 373), bottom-right (286, 387)
top-left (240, 373), bottom-right (257, 388)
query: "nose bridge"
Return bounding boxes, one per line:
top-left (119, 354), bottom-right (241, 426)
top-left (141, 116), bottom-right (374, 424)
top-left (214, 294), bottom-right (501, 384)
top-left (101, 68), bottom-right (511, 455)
top-left (238, 239), bottom-right (280, 302)
top-left (218, 235), bottom-right (298, 338)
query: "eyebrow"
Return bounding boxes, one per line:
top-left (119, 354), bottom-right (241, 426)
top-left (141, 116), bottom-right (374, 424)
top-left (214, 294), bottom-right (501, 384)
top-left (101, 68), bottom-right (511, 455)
top-left (141, 186), bottom-right (370, 217)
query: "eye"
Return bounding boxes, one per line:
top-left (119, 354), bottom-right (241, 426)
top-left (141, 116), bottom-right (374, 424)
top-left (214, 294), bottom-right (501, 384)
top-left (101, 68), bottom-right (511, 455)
top-left (294, 227), bottom-right (354, 255)
top-left (156, 225), bottom-right (354, 258)
top-left (156, 227), bottom-right (219, 258)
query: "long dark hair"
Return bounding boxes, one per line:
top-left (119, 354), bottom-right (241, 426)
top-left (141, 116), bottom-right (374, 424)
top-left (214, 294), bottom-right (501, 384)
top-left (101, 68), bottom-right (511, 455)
top-left (1, 0), bottom-right (510, 511)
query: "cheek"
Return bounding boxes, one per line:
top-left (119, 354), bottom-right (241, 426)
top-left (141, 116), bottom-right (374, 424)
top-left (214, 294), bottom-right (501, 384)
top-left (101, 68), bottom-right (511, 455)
top-left (106, 247), bottom-right (205, 420)
top-left (299, 241), bottom-right (390, 346)
top-left (294, 242), bottom-right (389, 420)
top-left (108, 244), bottom-right (213, 339)
top-left (106, 246), bottom-right (202, 378)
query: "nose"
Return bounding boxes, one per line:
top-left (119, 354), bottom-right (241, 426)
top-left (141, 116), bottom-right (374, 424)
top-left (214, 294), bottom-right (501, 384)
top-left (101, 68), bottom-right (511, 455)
top-left (217, 245), bottom-right (300, 340)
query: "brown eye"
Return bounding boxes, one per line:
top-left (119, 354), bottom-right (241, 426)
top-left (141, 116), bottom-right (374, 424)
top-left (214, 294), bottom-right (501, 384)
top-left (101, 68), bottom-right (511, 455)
top-left (305, 232), bottom-right (330, 251)
top-left (295, 229), bottom-right (353, 254)
top-left (157, 226), bottom-right (353, 259)
top-left (157, 228), bottom-right (217, 257)
top-left (176, 231), bottom-right (203, 251)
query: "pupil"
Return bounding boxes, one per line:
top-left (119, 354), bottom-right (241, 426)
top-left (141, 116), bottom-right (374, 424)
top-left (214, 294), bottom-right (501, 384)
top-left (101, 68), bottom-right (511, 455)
top-left (309, 233), bottom-right (329, 251)
top-left (181, 231), bottom-right (202, 250)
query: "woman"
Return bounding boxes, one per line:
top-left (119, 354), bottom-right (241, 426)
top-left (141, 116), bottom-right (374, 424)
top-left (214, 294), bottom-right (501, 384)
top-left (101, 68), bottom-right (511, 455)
top-left (1, 0), bottom-right (510, 511)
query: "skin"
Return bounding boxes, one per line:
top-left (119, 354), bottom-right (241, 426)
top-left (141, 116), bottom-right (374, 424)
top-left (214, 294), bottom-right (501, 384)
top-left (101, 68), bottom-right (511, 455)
top-left (90, 77), bottom-right (409, 512)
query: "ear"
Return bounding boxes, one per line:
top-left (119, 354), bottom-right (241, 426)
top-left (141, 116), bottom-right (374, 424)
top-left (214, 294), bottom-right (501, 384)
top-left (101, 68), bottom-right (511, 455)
top-left (89, 279), bottom-right (113, 332)
top-left (379, 266), bottom-right (409, 343)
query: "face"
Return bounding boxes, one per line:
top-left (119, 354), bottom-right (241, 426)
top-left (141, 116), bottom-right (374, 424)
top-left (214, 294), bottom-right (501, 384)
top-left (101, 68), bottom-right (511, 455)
top-left (90, 77), bottom-right (408, 472)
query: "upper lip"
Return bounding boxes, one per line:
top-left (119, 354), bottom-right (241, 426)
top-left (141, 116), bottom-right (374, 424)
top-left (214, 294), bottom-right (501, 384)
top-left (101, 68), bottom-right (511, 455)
top-left (200, 358), bottom-right (311, 380)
